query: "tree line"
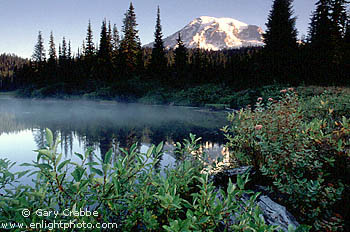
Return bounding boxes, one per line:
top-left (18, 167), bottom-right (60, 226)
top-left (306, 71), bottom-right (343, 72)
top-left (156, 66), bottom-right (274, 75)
top-left (0, 54), bottom-right (27, 90)
top-left (2, 1), bottom-right (350, 100)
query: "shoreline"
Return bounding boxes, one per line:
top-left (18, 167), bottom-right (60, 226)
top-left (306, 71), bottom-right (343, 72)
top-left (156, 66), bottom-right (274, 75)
top-left (0, 90), bottom-right (234, 113)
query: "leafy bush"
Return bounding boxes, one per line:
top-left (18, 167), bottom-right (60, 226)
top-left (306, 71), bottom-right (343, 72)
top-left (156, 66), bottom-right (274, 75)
top-left (138, 89), bottom-right (171, 105)
top-left (171, 84), bottom-right (232, 106)
top-left (0, 130), bottom-right (279, 231)
top-left (223, 89), bottom-right (350, 231)
top-left (299, 88), bottom-right (350, 122)
top-left (16, 86), bottom-right (36, 98)
top-left (229, 85), bottom-right (285, 109)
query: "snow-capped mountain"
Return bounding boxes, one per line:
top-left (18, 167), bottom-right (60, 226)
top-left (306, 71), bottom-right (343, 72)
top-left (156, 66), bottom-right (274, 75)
top-left (145, 16), bottom-right (264, 50)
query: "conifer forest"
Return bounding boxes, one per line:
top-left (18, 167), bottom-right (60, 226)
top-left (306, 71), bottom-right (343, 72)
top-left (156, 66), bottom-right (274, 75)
top-left (0, 1), bottom-right (349, 103)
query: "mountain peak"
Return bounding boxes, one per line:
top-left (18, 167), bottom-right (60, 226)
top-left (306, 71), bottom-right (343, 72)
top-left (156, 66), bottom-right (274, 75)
top-left (145, 16), bottom-right (264, 50)
top-left (194, 16), bottom-right (248, 28)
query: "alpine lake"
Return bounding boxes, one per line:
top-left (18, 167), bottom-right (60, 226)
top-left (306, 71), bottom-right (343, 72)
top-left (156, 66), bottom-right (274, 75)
top-left (0, 95), bottom-right (230, 184)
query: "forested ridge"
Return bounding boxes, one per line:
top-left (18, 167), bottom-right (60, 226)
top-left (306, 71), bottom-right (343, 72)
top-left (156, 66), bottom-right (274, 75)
top-left (0, 53), bottom-right (27, 90)
top-left (1, 1), bottom-right (350, 105)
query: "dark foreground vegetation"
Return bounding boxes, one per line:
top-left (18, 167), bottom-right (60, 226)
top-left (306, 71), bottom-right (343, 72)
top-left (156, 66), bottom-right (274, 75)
top-left (1, 87), bottom-right (350, 231)
top-left (0, 131), bottom-right (282, 232)
top-left (224, 87), bottom-right (350, 231)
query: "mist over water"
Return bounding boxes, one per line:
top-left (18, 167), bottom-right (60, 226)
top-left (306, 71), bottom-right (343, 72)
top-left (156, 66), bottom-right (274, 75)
top-left (0, 97), bottom-right (228, 174)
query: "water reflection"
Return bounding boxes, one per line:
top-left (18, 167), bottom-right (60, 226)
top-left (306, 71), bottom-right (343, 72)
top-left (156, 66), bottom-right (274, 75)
top-left (0, 98), bottom-right (228, 170)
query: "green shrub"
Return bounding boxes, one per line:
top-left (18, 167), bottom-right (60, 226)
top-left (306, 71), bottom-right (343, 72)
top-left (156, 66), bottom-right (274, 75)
top-left (223, 89), bottom-right (350, 231)
top-left (138, 90), bottom-right (171, 105)
top-left (171, 84), bottom-right (231, 106)
top-left (229, 90), bottom-right (253, 109)
top-left (229, 85), bottom-right (285, 109)
top-left (300, 88), bottom-right (350, 122)
top-left (0, 130), bottom-right (279, 231)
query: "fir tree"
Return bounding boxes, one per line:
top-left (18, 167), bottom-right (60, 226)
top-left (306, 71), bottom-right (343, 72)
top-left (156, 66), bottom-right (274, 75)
top-left (262, 0), bottom-right (298, 84)
top-left (77, 47), bottom-right (81, 58)
top-left (263, 0), bottom-right (298, 51)
top-left (108, 21), bottom-right (113, 47)
top-left (60, 37), bottom-right (67, 62)
top-left (111, 24), bottom-right (120, 63)
top-left (174, 33), bottom-right (187, 73)
top-left (345, 15), bottom-right (350, 43)
top-left (81, 40), bottom-right (86, 56)
top-left (330, 0), bottom-right (348, 62)
top-left (58, 45), bottom-right (62, 58)
top-left (343, 12), bottom-right (350, 74)
top-left (307, 0), bottom-right (336, 83)
top-left (308, 0), bottom-right (333, 48)
top-left (150, 6), bottom-right (167, 72)
top-left (98, 19), bottom-right (113, 62)
top-left (48, 31), bottom-right (57, 63)
top-left (68, 41), bottom-right (72, 60)
top-left (85, 20), bottom-right (95, 57)
top-left (97, 19), bottom-right (114, 84)
top-left (119, 2), bottom-right (142, 74)
top-left (112, 24), bottom-right (120, 51)
top-left (107, 22), bottom-right (113, 58)
top-left (32, 31), bottom-right (46, 63)
top-left (192, 46), bottom-right (208, 83)
top-left (330, 0), bottom-right (347, 40)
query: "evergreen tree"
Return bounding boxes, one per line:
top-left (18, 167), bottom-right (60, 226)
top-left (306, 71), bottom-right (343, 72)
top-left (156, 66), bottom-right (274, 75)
top-left (192, 47), bottom-right (209, 84)
top-left (112, 24), bottom-right (120, 51)
top-left (343, 12), bottom-right (350, 77)
top-left (330, 0), bottom-right (347, 40)
top-left (68, 41), bottom-right (72, 60)
top-left (307, 0), bottom-right (337, 84)
top-left (62, 37), bottom-right (67, 59)
top-left (48, 31), bottom-right (57, 63)
top-left (262, 0), bottom-right (298, 84)
top-left (108, 21), bottom-right (113, 47)
top-left (107, 22), bottom-right (114, 59)
top-left (119, 2), bottom-right (142, 74)
top-left (345, 15), bottom-right (350, 43)
top-left (174, 33), bottom-right (187, 74)
top-left (32, 31), bottom-right (46, 63)
top-left (98, 19), bottom-right (112, 61)
top-left (85, 20), bottom-right (95, 57)
top-left (150, 6), bottom-right (167, 73)
top-left (59, 37), bottom-right (68, 64)
top-left (308, 0), bottom-right (333, 48)
top-left (111, 24), bottom-right (120, 64)
top-left (58, 45), bottom-right (62, 58)
top-left (263, 0), bottom-right (298, 51)
top-left (77, 47), bottom-right (81, 58)
top-left (330, 0), bottom-right (348, 63)
top-left (97, 19), bottom-right (114, 85)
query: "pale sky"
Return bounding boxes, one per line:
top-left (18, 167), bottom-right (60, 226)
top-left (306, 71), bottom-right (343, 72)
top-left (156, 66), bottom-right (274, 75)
top-left (0, 0), bottom-right (316, 58)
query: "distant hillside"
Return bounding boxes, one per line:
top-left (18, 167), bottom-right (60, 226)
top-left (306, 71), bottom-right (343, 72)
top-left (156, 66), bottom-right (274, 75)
top-left (0, 53), bottom-right (28, 90)
top-left (0, 53), bottom-right (27, 76)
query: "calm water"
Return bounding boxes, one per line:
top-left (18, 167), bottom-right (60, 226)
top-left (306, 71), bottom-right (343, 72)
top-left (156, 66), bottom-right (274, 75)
top-left (0, 97), bottom-right (229, 175)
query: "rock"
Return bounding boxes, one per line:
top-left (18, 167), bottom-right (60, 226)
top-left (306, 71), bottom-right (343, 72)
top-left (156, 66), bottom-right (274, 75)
top-left (219, 166), bottom-right (253, 176)
top-left (257, 195), bottom-right (299, 231)
top-left (211, 166), bottom-right (254, 187)
top-left (211, 166), bottom-right (300, 231)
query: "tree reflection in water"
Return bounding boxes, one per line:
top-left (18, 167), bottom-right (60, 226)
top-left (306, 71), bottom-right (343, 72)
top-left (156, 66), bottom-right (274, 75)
top-left (0, 98), bottom-right (228, 168)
